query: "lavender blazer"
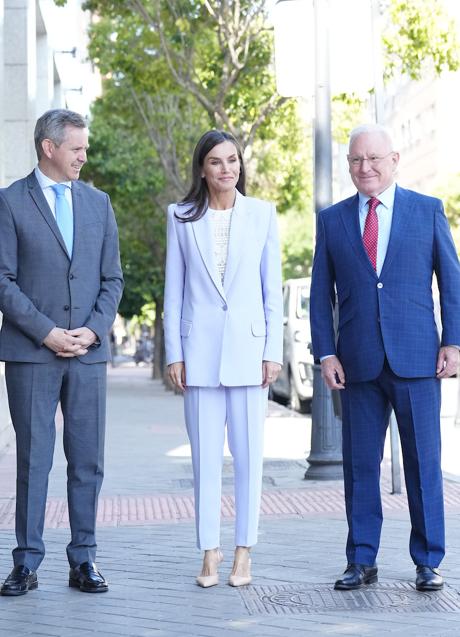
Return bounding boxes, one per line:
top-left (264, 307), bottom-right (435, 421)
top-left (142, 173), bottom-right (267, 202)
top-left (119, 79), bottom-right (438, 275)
top-left (163, 190), bottom-right (283, 387)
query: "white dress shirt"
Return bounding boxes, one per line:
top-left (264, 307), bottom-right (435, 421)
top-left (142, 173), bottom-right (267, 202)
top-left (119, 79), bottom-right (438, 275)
top-left (358, 182), bottom-right (396, 276)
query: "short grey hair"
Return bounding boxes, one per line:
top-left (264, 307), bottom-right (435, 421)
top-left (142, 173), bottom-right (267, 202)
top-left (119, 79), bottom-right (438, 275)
top-left (34, 109), bottom-right (87, 160)
top-left (348, 123), bottom-right (394, 152)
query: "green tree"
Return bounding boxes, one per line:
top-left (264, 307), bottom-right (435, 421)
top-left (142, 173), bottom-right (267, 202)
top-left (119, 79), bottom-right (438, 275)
top-left (436, 174), bottom-right (460, 228)
top-left (279, 209), bottom-right (313, 280)
top-left (80, 86), bottom-right (169, 376)
top-left (81, 1), bottom-right (289, 160)
top-left (81, 90), bottom-right (165, 316)
top-left (55, 0), bottom-right (460, 293)
top-left (77, 0), bottom-right (313, 204)
top-left (383, 0), bottom-right (460, 80)
top-left (327, 0), bottom-right (460, 276)
top-left (71, 0), bottom-right (313, 221)
top-left (332, 93), bottom-right (367, 145)
top-left (382, 0), bottom-right (460, 233)
top-left (332, 0), bottom-right (460, 142)
top-left (63, 0), bottom-right (313, 377)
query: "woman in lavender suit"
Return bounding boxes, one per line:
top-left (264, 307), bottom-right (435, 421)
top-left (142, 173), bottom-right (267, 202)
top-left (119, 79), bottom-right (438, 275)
top-left (164, 130), bottom-right (283, 588)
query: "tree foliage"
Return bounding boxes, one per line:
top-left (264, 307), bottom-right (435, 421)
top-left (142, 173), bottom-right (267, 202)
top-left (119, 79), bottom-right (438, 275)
top-left (383, 0), bottom-right (460, 81)
top-left (53, 0), bottom-right (460, 332)
top-left (279, 209), bottom-right (313, 280)
top-left (331, 93), bottom-right (367, 146)
top-left (74, 0), bottom-right (313, 302)
top-left (436, 174), bottom-right (460, 228)
top-left (331, 0), bottom-right (460, 143)
top-left (80, 87), bottom-right (166, 319)
top-left (83, 0), bottom-right (288, 151)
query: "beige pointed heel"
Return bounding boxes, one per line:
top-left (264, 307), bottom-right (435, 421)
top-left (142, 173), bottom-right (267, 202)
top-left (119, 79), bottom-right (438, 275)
top-left (196, 549), bottom-right (223, 588)
top-left (228, 547), bottom-right (252, 587)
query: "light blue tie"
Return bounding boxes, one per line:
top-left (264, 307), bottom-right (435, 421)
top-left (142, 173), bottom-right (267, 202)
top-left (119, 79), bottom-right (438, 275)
top-left (51, 183), bottom-right (73, 257)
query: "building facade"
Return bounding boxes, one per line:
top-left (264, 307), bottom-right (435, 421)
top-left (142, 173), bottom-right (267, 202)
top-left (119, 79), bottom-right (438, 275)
top-left (335, 69), bottom-right (460, 201)
top-left (0, 0), bottom-right (65, 188)
top-left (385, 72), bottom-right (460, 196)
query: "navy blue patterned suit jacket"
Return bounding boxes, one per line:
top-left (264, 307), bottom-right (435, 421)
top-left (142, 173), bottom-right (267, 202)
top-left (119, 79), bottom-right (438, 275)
top-left (310, 185), bottom-right (460, 382)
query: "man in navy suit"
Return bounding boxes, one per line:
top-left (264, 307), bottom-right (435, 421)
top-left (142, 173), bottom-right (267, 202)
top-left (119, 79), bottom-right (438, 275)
top-left (310, 124), bottom-right (460, 591)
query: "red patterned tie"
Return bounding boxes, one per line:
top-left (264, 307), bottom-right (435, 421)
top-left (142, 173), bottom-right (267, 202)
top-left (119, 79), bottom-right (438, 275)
top-left (363, 197), bottom-right (380, 270)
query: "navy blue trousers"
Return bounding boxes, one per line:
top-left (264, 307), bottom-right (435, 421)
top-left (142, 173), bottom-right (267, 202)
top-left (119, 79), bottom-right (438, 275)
top-left (341, 360), bottom-right (444, 567)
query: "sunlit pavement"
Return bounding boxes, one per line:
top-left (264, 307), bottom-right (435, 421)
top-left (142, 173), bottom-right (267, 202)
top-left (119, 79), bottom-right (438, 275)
top-left (0, 364), bottom-right (459, 636)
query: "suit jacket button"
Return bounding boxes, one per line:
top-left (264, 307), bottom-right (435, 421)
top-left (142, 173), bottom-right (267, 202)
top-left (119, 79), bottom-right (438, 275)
top-left (69, 274), bottom-right (74, 279)
top-left (63, 305), bottom-right (70, 310)
top-left (377, 282), bottom-right (383, 289)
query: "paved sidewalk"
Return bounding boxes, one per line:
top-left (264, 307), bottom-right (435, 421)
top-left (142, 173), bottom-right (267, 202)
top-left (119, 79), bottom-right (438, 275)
top-left (0, 365), bottom-right (459, 636)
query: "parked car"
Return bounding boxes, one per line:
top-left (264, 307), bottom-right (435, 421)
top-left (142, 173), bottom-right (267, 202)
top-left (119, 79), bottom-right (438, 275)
top-left (270, 277), bottom-right (314, 413)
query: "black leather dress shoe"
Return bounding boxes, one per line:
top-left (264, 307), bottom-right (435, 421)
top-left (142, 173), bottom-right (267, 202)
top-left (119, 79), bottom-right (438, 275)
top-left (69, 562), bottom-right (108, 593)
top-left (334, 563), bottom-right (378, 590)
top-left (0, 565), bottom-right (38, 596)
top-left (416, 566), bottom-right (443, 591)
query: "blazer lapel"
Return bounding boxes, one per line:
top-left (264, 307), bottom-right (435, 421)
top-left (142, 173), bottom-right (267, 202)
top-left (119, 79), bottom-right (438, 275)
top-left (70, 181), bottom-right (89, 261)
top-left (223, 190), bottom-right (246, 292)
top-left (339, 194), bottom-right (377, 277)
top-left (191, 212), bottom-right (226, 302)
top-left (380, 186), bottom-right (412, 277)
top-left (27, 172), bottom-right (70, 259)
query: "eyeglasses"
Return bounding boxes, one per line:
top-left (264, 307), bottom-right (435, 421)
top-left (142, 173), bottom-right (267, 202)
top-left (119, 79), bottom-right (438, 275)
top-left (347, 152), bottom-right (395, 167)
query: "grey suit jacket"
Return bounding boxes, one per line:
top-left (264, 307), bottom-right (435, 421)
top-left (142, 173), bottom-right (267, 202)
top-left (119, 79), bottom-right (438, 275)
top-left (0, 171), bottom-right (123, 363)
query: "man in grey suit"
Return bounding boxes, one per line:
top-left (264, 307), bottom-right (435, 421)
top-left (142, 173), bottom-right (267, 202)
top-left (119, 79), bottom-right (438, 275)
top-left (0, 109), bottom-right (123, 595)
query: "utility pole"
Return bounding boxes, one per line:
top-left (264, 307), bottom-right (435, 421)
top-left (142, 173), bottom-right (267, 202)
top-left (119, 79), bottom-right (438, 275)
top-left (305, 0), bottom-right (343, 480)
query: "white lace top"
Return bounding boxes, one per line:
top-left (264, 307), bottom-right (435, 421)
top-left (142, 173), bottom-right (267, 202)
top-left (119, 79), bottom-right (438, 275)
top-left (208, 207), bottom-right (233, 283)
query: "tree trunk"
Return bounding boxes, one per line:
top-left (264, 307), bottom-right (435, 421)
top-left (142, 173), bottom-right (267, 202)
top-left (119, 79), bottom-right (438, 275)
top-left (152, 297), bottom-right (165, 380)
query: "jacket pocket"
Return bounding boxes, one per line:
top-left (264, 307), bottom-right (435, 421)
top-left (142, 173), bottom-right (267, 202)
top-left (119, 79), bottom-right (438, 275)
top-left (251, 320), bottom-right (266, 337)
top-left (180, 319), bottom-right (192, 337)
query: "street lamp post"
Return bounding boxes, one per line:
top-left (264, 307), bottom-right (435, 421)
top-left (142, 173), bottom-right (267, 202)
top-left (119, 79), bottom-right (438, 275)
top-left (273, 0), bottom-right (343, 480)
top-left (305, 0), bottom-right (342, 480)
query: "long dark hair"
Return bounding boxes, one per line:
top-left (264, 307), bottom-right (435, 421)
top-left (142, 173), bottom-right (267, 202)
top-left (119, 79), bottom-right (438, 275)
top-left (177, 130), bottom-right (246, 223)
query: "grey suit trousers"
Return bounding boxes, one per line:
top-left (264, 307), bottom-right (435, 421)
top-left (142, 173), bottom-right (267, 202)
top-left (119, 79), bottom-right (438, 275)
top-left (5, 357), bottom-right (106, 570)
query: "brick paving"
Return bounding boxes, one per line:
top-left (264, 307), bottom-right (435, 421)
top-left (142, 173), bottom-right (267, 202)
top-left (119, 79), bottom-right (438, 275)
top-left (2, 479), bottom-right (460, 530)
top-left (0, 364), bottom-right (459, 636)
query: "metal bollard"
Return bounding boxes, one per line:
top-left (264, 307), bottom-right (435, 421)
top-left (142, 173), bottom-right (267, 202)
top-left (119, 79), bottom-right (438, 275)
top-left (305, 361), bottom-right (343, 480)
top-left (389, 412), bottom-right (401, 494)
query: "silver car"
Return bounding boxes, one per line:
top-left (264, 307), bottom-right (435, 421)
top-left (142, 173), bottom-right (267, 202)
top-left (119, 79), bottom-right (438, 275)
top-left (270, 277), bottom-right (314, 412)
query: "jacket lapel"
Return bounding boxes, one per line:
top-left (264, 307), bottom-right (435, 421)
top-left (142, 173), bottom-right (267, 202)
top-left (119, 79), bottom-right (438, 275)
top-left (380, 185), bottom-right (412, 277)
top-left (339, 193), bottom-right (377, 277)
top-left (27, 172), bottom-right (70, 259)
top-left (70, 181), bottom-right (90, 261)
top-left (223, 190), bottom-right (246, 292)
top-left (191, 211), bottom-right (227, 302)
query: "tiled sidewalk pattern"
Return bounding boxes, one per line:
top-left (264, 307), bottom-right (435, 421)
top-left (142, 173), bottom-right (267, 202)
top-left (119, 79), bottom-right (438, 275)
top-left (2, 481), bottom-right (460, 529)
top-left (0, 365), bottom-right (459, 637)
